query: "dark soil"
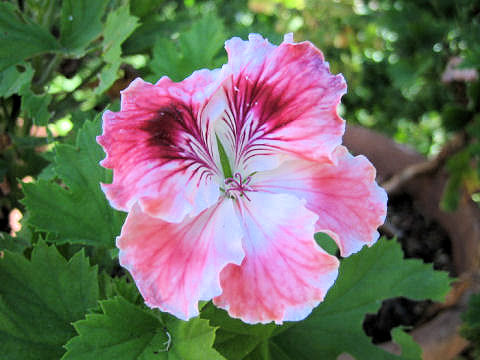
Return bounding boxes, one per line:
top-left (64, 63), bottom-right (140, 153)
top-left (0, 205), bottom-right (9, 234)
top-left (363, 193), bottom-right (454, 343)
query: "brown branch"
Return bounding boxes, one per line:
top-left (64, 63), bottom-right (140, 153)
top-left (382, 132), bottom-right (466, 195)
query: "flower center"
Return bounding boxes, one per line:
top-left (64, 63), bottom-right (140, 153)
top-left (224, 172), bottom-right (254, 201)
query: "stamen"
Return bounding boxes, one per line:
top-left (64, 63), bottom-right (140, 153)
top-left (224, 172), bottom-right (254, 200)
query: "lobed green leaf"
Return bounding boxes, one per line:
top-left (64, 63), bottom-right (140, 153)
top-left (150, 14), bottom-right (226, 82)
top-left (60, 0), bottom-right (108, 56)
top-left (95, 4), bottom-right (140, 94)
top-left (0, 242), bottom-right (98, 359)
top-left (22, 119), bottom-right (125, 247)
top-left (0, 2), bottom-right (60, 71)
top-left (63, 297), bottom-right (224, 360)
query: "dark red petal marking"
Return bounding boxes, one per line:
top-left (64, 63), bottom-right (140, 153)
top-left (218, 35), bottom-right (347, 172)
top-left (139, 102), bottom-right (218, 178)
top-left (97, 73), bottom-right (222, 220)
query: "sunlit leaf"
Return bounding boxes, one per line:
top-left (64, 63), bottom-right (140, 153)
top-left (96, 4), bottom-right (139, 94)
top-left (150, 14), bottom-right (226, 81)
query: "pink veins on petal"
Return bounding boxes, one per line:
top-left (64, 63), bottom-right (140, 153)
top-left (97, 33), bottom-right (388, 324)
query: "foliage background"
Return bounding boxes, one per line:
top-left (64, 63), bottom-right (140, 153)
top-left (0, 0), bottom-right (477, 359)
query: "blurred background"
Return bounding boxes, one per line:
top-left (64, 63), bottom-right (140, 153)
top-left (0, 1), bottom-right (479, 359)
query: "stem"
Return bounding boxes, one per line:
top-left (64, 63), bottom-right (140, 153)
top-left (73, 62), bottom-right (106, 93)
top-left (33, 54), bottom-right (61, 92)
top-left (40, 0), bottom-right (56, 29)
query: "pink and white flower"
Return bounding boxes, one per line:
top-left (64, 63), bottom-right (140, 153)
top-left (97, 34), bottom-right (387, 324)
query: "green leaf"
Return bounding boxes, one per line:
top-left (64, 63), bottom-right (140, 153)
top-left (10, 133), bottom-right (48, 149)
top-left (37, 162), bottom-right (56, 181)
top-left (20, 87), bottom-right (52, 126)
top-left (391, 328), bottom-right (422, 360)
top-left (102, 5), bottom-right (140, 64)
top-left (150, 14), bottom-right (226, 81)
top-left (441, 104), bottom-right (472, 132)
top-left (96, 59), bottom-right (122, 95)
top-left (178, 14), bottom-right (227, 69)
top-left (203, 239), bottom-right (451, 360)
top-left (150, 38), bottom-right (184, 81)
top-left (0, 232), bottom-right (30, 253)
top-left (0, 242), bottom-right (98, 360)
top-left (60, 0), bottom-right (108, 56)
top-left (123, 17), bottom-right (170, 56)
top-left (0, 2), bottom-right (60, 71)
top-left (461, 292), bottom-right (480, 347)
top-left (440, 174), bottom-right (463, 212)
top-left (0, 63), bottom-right (34, 98)
top-left (202, 303), bottom-right (276, 360)
top-left (129, 0), bottom-right (165, 18)
top-left (63, 297), bottom-right (224, 360)
top-left (440, 149), bottom-right (472, 212)
top-left (98, 272), bottom-right (142, 304)
top-left (314, 232), bottom-right (339, 256)
top-left (22, 119), bottom-right (126, 247)
top-left (96, 4), bottom-right (139, 94)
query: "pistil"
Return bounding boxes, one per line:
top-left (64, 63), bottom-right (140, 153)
top-left (224, 172), bottom-right (254, 200)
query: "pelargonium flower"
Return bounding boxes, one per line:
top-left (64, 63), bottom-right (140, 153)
top-left (97, 34), bottom-right (387, 324)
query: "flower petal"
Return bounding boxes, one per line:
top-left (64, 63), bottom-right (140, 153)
top-left (97, 72), bottom-right (222, 222)
top-left (117, 200), bottom-right (244, 320)
top-left (253, 146), bottom-right (388, 257)
top-left (213, 192), bottom-right (339, 324)
top-left (213, 34), bottom-right (346, 173)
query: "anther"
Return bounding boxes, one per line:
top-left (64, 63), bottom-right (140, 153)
top-left (224, 172), bottom-right (254, 200)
